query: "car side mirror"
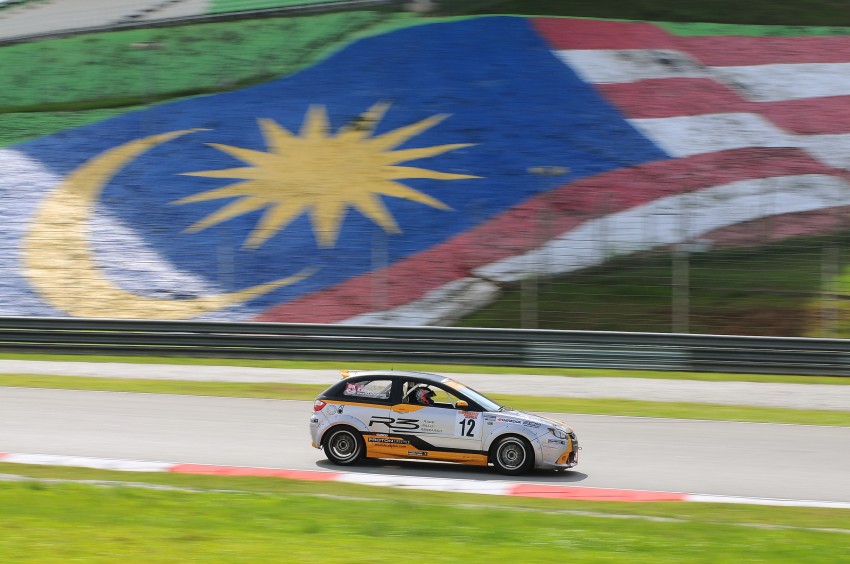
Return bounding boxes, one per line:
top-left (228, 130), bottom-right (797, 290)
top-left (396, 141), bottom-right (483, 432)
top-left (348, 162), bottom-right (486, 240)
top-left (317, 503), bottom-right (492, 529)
top-left (455, 400), bottom-right (468, 408)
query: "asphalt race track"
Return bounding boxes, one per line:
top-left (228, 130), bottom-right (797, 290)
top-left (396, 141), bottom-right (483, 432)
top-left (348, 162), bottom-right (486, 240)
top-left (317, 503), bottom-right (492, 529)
top-left (2, 387), bottom-right (849, 503)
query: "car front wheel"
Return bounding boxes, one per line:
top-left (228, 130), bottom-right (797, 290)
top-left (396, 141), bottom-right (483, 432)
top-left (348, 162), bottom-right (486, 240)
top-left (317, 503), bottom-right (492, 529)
top-left (491, 436), bottom-right (534, 475)
top-left (323, 427), bottom-right (364, 466)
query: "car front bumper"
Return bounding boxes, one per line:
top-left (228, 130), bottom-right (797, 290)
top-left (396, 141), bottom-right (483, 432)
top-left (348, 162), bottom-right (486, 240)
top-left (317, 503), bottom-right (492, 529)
top-left (536, 434), bottom-right (579, 470)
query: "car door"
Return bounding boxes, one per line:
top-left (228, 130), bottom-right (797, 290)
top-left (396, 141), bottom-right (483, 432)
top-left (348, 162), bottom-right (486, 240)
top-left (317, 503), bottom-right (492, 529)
top-left (391, 380), bottom-right (485, 460)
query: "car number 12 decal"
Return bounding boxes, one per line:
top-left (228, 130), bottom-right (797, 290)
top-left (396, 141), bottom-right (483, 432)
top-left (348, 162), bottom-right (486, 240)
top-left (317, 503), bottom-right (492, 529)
top-left (455, 411), bottom-right (481, 438)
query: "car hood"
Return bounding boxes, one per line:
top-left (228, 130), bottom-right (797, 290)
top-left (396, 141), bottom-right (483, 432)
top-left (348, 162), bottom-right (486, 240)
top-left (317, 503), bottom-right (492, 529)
top-left (496, 410), bottom-right (574, 433)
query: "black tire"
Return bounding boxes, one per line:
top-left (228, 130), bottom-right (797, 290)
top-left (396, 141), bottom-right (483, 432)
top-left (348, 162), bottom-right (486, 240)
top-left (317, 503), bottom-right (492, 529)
top-left (323, 427), bottom-right (364, 466)
top-left (491, 435), bottom-right (534, 475)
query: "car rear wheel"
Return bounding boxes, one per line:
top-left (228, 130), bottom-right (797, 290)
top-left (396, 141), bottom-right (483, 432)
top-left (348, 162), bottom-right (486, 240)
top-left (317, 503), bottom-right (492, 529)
top-left (323, 427), bottom-right (364, 466)
top-left (491, 436), bottom-right (534, 475)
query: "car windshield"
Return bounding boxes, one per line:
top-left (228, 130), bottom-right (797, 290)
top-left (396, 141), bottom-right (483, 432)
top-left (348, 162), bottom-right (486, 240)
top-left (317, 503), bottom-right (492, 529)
top-left (457, 384), bottom-right (502, 412)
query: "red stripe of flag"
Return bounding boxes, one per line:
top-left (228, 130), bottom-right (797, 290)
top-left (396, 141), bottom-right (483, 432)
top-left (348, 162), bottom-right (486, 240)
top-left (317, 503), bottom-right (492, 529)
top-left (598, 78), bottom-right (750, 118)
top-left (531, 18), bottom-right (674, 50)
top-left (763, 97), bottom-right (850, 135)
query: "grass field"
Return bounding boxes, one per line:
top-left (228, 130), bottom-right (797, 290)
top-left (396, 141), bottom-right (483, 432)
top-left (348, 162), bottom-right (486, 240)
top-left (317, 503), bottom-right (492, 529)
top-left (0, 466), bottom-right (847, 563)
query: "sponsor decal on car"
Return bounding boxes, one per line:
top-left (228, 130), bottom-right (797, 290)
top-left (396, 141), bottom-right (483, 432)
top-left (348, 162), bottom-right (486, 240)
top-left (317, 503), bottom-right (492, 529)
top-left (368, 416), bottom-right (420, 432)
top-left (496, 417), bottom-right (524, 424)
top-left (368, 437), bottom-right (408, 444)
top-left (548, 439), bottom-right (566, 445)
top-left (419, 419), bottom-right (442, 433)
top-left (523, 421), bottom-right (541, 429)
top-left (407, 450), bottom-right (428, 457)
top-left (458, 411), bottom-right (479, 419)
top-left (344, 383), bottom-right (363, 395)
top-left (344, 383), bottom-right (388, 399)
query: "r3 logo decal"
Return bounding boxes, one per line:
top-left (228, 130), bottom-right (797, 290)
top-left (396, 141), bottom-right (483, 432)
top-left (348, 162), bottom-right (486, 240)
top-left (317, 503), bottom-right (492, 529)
top-left (368, 416), bottom-right (420, 431)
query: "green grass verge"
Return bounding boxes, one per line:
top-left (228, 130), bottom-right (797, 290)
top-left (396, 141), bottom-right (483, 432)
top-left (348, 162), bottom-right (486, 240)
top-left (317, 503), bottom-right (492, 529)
top-left (3, 352), bottom-right (849, 385)
top-left (0, 466), bottom-right (847, 562)
top-left (3, 374), bottom-right (847, 426)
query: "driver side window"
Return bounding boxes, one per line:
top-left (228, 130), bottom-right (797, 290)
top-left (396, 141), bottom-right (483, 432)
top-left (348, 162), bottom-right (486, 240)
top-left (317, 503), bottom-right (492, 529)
top-left (402, 381), bottom-right (466, 409)
top-left (430, 386), bottom-right (458, 408)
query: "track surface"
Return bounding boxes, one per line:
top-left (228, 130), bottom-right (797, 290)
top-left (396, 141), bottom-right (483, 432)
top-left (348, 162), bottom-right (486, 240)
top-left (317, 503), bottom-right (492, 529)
top-left (2, 387), bottom-right (849, 503)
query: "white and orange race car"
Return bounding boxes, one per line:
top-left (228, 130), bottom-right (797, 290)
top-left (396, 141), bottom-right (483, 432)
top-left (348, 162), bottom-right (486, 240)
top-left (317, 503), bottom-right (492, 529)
top-left (309, 370), bottom-right (579, 475)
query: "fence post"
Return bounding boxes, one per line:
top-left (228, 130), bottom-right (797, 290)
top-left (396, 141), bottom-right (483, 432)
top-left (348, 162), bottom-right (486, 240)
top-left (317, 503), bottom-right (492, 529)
top-left (672, 244), bottom-right (689, 333)
top-left (821, 242), bottom-right (839, 337)
top-left (672, 195), bottom-right (690, 333)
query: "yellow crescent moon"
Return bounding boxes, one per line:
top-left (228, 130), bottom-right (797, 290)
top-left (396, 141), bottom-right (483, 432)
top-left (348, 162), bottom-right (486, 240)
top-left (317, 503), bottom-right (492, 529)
top-left (23, 129), bottom-right (313, 320)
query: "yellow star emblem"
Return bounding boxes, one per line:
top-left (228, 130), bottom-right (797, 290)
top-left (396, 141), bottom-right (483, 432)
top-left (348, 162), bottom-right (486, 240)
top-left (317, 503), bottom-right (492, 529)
top-left (174, 102), bottom-right (479, 248)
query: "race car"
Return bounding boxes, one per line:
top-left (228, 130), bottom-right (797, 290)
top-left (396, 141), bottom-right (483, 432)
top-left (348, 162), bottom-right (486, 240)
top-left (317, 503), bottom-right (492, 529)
top-left (309, 370), bottom-right (579, 475)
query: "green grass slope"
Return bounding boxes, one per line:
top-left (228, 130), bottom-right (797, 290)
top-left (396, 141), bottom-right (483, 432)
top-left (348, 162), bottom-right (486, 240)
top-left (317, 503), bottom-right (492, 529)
top-left (461, 233), bottom-right (850, 336)
top-left (0, 11), bottom-right (417, 145)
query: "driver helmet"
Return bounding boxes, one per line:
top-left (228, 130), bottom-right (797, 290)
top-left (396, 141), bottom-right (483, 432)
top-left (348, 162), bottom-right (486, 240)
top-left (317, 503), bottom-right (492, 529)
top-left (415, 387), bottom-right (435, 406)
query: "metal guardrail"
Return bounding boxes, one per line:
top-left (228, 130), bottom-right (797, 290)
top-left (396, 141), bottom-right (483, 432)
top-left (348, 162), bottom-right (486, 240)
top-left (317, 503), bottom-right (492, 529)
top-left (0, 316), bottom-right (849, 376)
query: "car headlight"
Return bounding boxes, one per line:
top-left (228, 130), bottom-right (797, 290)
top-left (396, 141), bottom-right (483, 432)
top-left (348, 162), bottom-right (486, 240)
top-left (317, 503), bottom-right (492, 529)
top-left (548, 427), bottom-right (568, 439)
